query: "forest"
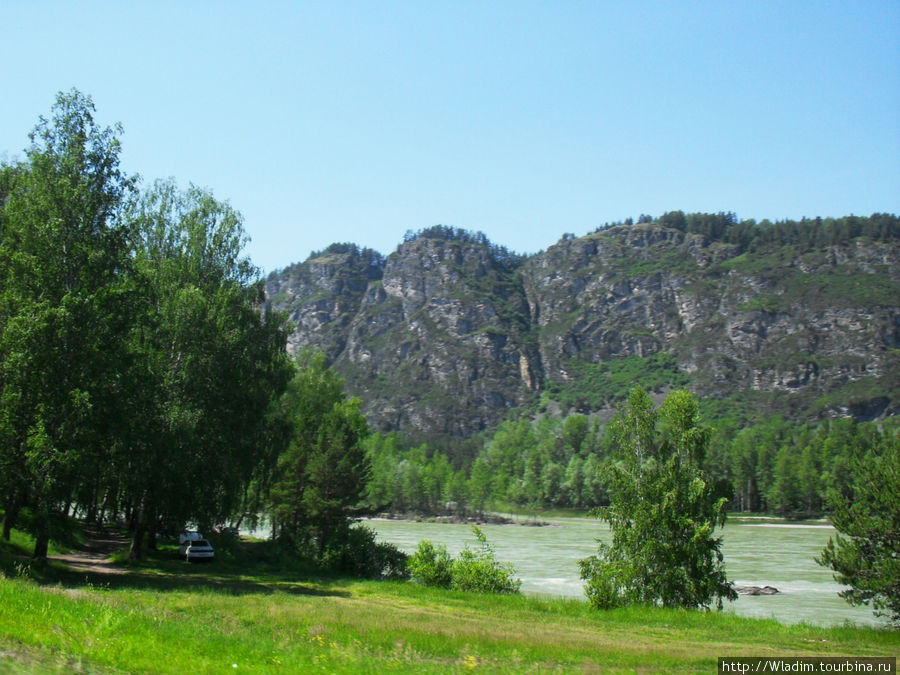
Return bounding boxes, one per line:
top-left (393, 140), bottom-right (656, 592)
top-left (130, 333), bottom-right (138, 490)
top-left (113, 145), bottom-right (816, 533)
top-left (594, 209), bottom-right (899, 252)
top-left (0, 91), bottom-right (377, 566)
top-left (363, 411), bottom-right (898, 519)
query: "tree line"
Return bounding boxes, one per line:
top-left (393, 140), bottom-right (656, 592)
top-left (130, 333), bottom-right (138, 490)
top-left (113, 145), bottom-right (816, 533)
top-left (401, 224), bottom-right (525, 269)
top-left (594, 210), bottom-right (899, 252)
top-left (276, 242), bottom-right (385, 278)
top-left (0, 91), bottom-right (372, 565)
top-left (365, 410), bottom-right (897, 520)
top-left (365, 393), bottom-right (898, 622)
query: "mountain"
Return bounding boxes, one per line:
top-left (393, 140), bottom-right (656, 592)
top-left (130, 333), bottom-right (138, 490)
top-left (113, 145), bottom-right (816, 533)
top-left (265, 215), bottom-right (899, 441)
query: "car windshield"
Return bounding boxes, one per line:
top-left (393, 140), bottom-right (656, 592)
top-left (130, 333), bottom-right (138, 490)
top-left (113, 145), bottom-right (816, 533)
top-left (192, 540), bottom-right (210, 547)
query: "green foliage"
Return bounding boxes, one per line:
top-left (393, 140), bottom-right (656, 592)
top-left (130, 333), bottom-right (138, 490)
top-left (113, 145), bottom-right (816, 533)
top-left (654, 210), bottom-right (899, 251)
top-left (545, 352), bottom-right (690, 412)
top-left (699, 416), bottom-right (891, 519)
top-left (365, 415), bottom-right (610, 516)
top-left (0, 90), bottom-right (136, 557)
top-left (0, 91), bottom-right (291, 559)
top-left (407, 539), bottom-right (454, 588)
top-left (580, 388), bottom-right (735, 610)
top-left (365, 432), bottom-right (470, 515)
top-left (409, 526), bottom-right (521, 595)
top-left (320, 524), bottom-right (408, 580)
top-left (817, 429), bottom-right (900, 626)
top-left (269, 351), bottom-right (371, 557)
top-left (362, 391), bottom-right (889, 522)
top-left (451, 526), bottom-right (522, 594)
top-left (121, 178), bottom-right (293, 558)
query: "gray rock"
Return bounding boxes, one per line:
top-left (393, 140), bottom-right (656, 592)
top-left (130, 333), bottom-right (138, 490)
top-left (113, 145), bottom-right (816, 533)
top-left (266, 225), bottom-right (900, 440)
top-left (733, 585), bottom-right (780, 596)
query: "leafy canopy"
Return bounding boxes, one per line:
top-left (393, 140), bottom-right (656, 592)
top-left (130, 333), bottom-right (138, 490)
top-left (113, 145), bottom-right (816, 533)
top-left (0, 91), bottom-right (292, 560)
top-left (580, 388), bottom-right (735, 610)
top-left (0, 89), bottom-right (136, 557)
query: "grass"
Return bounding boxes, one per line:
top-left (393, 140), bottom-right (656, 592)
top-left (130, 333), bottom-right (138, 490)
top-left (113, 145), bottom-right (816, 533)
top-left (1, 532), bottom-right (898, 673)
top-left (0, 518), bottom-right (83, 564)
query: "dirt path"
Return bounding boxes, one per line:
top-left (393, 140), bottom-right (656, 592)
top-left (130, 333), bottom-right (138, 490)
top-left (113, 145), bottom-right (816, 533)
top-left (49, 525), bottom-right (130, 575)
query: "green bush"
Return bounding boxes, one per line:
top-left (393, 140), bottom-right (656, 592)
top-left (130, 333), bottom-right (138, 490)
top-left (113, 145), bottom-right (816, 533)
top-left (451, 526), bottom-right (521, 594)
top-left (321, 524), bottom-right (409, 580)
top-left (408, 526), bottom-right (521, 595)
top-left (579, 555), bottom-right (629, 609)
top-left (407, 540), bottom-right (453, 588)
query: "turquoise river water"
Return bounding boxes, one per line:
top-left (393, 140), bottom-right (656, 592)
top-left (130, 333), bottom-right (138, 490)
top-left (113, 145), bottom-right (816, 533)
top-left (366, 515), bottom-right (880, 627)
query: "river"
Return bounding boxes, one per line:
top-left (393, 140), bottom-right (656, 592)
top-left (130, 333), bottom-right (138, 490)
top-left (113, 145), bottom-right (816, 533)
top-left (366, 515), bottom-right (880, 627)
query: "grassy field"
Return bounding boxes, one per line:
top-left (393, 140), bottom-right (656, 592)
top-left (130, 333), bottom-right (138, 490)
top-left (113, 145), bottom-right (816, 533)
top-left (1, 532), bottom-right (897, 673)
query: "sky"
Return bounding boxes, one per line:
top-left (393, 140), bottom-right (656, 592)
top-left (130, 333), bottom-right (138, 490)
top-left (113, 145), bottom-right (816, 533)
top-left (2, 1), bottom-right (898, 274)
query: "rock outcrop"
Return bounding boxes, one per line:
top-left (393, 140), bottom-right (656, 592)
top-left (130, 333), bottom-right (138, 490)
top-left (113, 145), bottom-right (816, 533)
top-left (265, 223), bottom-right (899, 438)
top-left (733, 585), bottom-right (780, 596)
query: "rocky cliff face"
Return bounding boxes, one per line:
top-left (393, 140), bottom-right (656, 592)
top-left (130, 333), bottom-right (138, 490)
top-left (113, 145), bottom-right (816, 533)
top-left (269, 236), bottom-right (538, 436)
top-left (266, 224), bottom-right (899, 437)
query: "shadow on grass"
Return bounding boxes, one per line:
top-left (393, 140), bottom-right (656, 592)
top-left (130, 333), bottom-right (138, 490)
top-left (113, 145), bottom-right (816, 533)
top-left (2, 535), bottom-right (351, 600)
top-left (53, 565), bottom-right (349, 598)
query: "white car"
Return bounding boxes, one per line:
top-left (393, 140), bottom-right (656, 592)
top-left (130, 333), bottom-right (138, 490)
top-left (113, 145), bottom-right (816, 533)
top-left (178, 533), bottom-right (215, 562)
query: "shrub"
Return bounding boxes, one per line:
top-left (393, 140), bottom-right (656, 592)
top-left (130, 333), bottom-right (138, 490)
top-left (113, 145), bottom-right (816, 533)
top-left (321, 524), bottom-right (409, 580)
top-left (408, 526), bottom-right (521, 595)
top-left (407, 540), bottom-right (453, 588)
top-left (451, 526), bottom-right (521, 594)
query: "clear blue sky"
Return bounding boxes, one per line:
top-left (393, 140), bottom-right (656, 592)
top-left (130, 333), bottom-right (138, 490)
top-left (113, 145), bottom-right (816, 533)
top-left (2, 1), bottom-right (898, 273)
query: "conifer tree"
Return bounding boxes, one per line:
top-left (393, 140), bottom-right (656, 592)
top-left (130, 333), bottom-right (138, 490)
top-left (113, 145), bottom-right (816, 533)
top-left (817, 430), bottom-right (900, 625)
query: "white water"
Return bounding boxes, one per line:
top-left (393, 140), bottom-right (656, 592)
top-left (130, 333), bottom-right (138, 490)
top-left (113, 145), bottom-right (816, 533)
top-left (366, 515), bottom-right (881, 627)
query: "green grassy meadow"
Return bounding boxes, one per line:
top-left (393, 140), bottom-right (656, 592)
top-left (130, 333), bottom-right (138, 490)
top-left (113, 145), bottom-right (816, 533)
top-left (0, 532), bottom-right (897, 673)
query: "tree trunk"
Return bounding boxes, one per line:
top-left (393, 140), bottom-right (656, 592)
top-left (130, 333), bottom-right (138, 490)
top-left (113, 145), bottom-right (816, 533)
top-left (86, 497), bottom-right (98, 524)
top-left (32, 516), bottom-right (50, 560)
top-left (2, 499), bottom-right (20, 541)
top-left (33, 533), bottom-right (49, 559)
top-left (129, 524), bottom-right (145, 561)
top-left (129, 498), bottom-right (147, 560)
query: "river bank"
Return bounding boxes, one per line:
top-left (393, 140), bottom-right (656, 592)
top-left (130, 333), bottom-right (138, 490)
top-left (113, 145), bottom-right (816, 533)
top-left (366, 514), bottom-right (879, 628)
